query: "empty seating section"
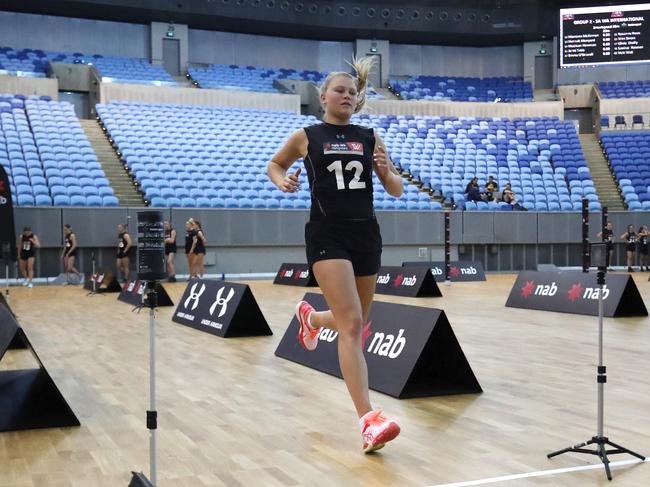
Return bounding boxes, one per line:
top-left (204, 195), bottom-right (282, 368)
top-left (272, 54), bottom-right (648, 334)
top-left (600, 132), bottom-right (650, 211)
top-left (351, 114), bottom-right (599, 212)
top-left (96, 102), bottom-right (425, 209)
top-left (0, 94), bottom-right (117, 206)
top-left (188, 64), bottom-right (383, 98)
top-left (0, 46), bottom-right (175, 84)
top-left (598, 80), bottom-right (650, 98)
top-left (389, 76), bottom-right (533, 102)
top-left (188, 64), bottom-right (326, 92)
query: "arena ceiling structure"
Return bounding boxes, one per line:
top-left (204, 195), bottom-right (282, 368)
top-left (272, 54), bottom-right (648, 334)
top-left (0, 0), bottom-right (643, 45)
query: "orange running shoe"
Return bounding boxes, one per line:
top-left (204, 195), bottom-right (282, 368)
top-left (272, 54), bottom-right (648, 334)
top-left (295, 300), bottom-right (320, 351)
top-left (360, 410), bottom-right (400, 453)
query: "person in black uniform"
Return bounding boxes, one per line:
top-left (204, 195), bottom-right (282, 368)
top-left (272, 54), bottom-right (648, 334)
top-left (61, 224), bottom-right (80, 278)
top-left (597, 222), bottom-right (614, 271)
top-left (190, 220), bottom-right (206, 278)
top-left (164, 220), bottom-right (177, 282)
top-left (184, 219), bottom-right (196, 279)
top-left (638, 224), bottom-right (649, 271)
top-left (116, 223), bottom-right (133, 282)
top-left (267, 57), bottom-right (403, 453)
top-left (18, 226), bottom-right (39, 288)
top-left (620, 224), bottom-right (637, 272)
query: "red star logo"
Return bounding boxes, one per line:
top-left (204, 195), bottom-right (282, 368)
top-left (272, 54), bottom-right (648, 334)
top-left (361, 321), bottom-right (373, 349)
top-left (450, 266), bottom-right (460, 277)
top-left (393, 274), bottom-right (403, 287)
top-left (293, 270), bottom-right (301, 279)
top-left (567, 283), bottom-right (583, 302)
top-left (0, 180), bottom-right (5, 192)
top-left (521, 280), bottom-right (535, 298)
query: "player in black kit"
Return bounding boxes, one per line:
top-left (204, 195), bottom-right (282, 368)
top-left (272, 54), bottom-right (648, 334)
top-left (621, 224), bottom-right (638, 272)
top-left (18, 226), bottom-right (39, 288)
top-left (164, 220), bottom-right (177, 282)
top-left (116, 223), bottom-right (133, 282)
top-left (268, 57), bottom-right (403, 453)
top-left (638, 225), bottom-right (649, 271)
top-left (184, 219), bottom-right (196, 279)
top-left (61, 224), bottom-right (80, 279)
top-left (190, 220), bottom-right (206, 278)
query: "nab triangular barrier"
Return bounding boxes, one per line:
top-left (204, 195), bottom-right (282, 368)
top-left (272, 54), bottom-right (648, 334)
top-left (0, 295), bottom-right (25, 349)
top-left (374, 266), bottom-right (442, 297)
top-left (118, 273), bottom-right (173, 307)
top-left (0, 304), bottom-right (80, 432)
top-left (273, 263), bottom-right (318, 287)
top-left (506, 270), bottom-right (647, 317)
top-left (129, 472), bottom-right (154, 487)
top-left (84, 270), bottom-right (122, 293)
top-left (172, 278), bottom-right (273, 338)
top-left (402, 260), bottom-right (487, 282)
top-left (50, 272), bottom-right (83, 285)
top-left (275, 293), bottom-right (481, 398)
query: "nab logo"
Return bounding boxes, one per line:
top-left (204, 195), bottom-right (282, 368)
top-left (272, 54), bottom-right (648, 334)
top-left (367, 329), bottom-right (406, 359)
top-left (376, 273), bottom-right (390, 284)
top-left (393, 274), bottom-right (417, 287)
top-left (209, 286), bottom-right (235, 318)
top-left (449, 266), bottom-right (460, 277)
top-left (521, 280), bottom-right (535, 298)
top-left (534, 281), bottom-right (557, 296)
top-left (569, 283), bottom-right (610, 301)
top-left (283, 269), bottom-right (293, 278)
top-left (184, 282), bottom-right (206, 310)
top-left (0, 195), bottom-right (7, 205)
top-left (461, 266), bottom-right (477, 275)
top-left (299, 270), bottom-right (309, 279)
top-left (127, 281), bottom-right (136, 292)
top-left (430, 267), bottom-right (443, 275)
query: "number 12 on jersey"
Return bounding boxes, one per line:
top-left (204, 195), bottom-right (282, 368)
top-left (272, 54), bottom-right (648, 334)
top-left (326, 160), bottom-right (366, 190)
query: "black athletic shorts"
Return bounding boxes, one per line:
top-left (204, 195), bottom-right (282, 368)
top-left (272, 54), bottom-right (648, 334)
top-left (626, 243), bottom-right (636, 253)
top-left (305, 218), bottom-right (382, 277)
top-left (639, 244), bottom-right (649, 256)
top-left (19, 250), bottom-right (34, 261)
top-left (65, 249), bottom-right (77, 258)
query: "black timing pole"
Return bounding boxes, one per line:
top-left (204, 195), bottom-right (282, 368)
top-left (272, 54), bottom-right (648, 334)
top-left (582, 198), bottom-right (589, 273)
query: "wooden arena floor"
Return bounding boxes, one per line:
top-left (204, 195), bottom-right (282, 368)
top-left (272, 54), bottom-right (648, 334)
top-left (0, 275), bottom-right (649, 487)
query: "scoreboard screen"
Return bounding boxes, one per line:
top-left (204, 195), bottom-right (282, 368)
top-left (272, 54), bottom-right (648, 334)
top-left (560, 4), bottom-right (650, 67)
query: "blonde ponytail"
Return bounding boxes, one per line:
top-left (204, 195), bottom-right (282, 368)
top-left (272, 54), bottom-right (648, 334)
top-left (347, 55), bottom-right (375, 113)
top-left (319, 55), bottom-right (376, 114)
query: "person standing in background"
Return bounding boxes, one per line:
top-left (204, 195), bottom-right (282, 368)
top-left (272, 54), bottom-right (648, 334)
top-left (18, 227), bottom-right (39, 288)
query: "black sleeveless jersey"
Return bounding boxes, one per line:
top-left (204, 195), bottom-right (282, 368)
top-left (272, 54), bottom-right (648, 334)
top-left (303, 122), bottom-right (375, 221)
top-left (118, 232), bottom-right (128, 255)
top-left (603, 228), bottom-right (613, 242)
top-left (65, 233), bottom-right (73, 250)
top-left (640, 233), bottom-right (648, 246)
top-left (21, 234), bottom-right (34, 252)
top-left (185, 230), bottom-right (194, 253)
top-left (627, 231), bottom-right (637, 244)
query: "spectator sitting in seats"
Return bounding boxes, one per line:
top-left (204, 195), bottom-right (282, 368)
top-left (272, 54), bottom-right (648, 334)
top-left (484, 175), bottom-right (499, 202)
top-left (502, 183), bottom-right (526, 211)
top-left (465, 177), bottom-right (482, 202)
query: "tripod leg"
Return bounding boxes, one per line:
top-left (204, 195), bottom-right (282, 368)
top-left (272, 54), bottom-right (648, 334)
top-left (598, 443), bottom-right (613, 481)
top-left (547, 441), bottom-right (588, 459)
top-left (605, 439), bottom-right (646, 461)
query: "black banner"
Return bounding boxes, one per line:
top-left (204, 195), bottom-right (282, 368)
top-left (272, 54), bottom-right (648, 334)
top-left (403, 261), bottom-right (486, 282)
top-left (0, 302), bottom-right (80, 431)
top-left (0, 165), bottom-right (17, 262)
top-left (118, 272), bottom-right (173, 307)
top-left (506, 270), bottom-right (648, 317)
top-left (83, 271), bottom-right (122, 293)
top-left (136, 210), bottom-right (167, 281)
top-left (273, 263), bottom-right (317, 287)
top-left (275, 292), bottom-right (482, 399)
top-left (374, 266), bottom-right (442, 297)
top-left (172, 278), bottom-right (273, 338)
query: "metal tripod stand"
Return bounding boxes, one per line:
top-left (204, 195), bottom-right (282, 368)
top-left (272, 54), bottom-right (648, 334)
top-left (547, 269), bottom-right (645, 480)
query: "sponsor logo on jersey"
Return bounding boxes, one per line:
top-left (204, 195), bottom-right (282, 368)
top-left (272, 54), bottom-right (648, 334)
top-left (323, 141), bottom-right (364, 156)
